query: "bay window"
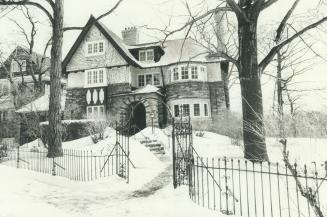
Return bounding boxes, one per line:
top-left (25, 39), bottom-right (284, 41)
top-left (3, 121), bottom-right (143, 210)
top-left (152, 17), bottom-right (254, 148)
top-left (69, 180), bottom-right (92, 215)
top-left (170, 64), bottom-right (207, 82)
top-left (172, 101), bottom-right (210, 118)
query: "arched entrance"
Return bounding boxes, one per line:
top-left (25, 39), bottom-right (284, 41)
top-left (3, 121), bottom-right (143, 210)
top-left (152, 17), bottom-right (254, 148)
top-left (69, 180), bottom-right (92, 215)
top-left (127, 101), bottom-right (146, 134)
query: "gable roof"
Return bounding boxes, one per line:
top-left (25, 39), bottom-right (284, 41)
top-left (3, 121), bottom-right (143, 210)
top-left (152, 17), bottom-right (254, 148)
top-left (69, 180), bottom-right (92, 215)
top-left (63, 16), bottom-right (223, 73)
top-left (62, 15), bottom-right (141, 71)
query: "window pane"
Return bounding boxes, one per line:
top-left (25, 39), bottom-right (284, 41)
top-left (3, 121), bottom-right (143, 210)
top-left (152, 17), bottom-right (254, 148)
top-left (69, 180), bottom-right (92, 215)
top-left (99, 42), bottom-right (104, 52)
top-left (100, 106), bottom-right (104, 118)
top-left (146, 74), bottom-right (152, 85)
top-left (87, 107), bottom-right (92, 119)
top-left (153, 74), bottom-right (160, 85)
top-left (181, 67), bottom-right (189, 79)
top-left (191, 66), bottom-right (198, 79)
top-left (87, 71), bottom-right (92, 84)
top-left (138, 75), bottom-right (145, 87)
top-left (139, 51), bottom-right (146, 61)
top-left (99, 70), bottom-right (104, 83)
top-left (88, 44), bottom-right (93, 54)
top-left (94, 107), bottom-right (98, 119)
top-left (146, 50), bottom-right (154, 61)
top-left (93, 43), bottom-right (98, 53)
top-left (204, 104), bottom-right (208, 116)
top-left (93, 70), bottom-right (98, 84)
top-left (21, 60), bottom-right (27, 72)
top-left (173, 68), bottom-right (179, 81)
top-left (174, 105), bottom-right (179, 117)
top-left (182, 104), bottom-right (190, 116)
top-left (194, 104), bottom-right (200, 116)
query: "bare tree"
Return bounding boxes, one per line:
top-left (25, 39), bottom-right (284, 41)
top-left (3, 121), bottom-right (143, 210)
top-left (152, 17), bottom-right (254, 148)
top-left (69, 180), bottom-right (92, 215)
top-left (0, 0), bottom-right (125, 157)
top-left (148, 0), bottom-right (327, 161)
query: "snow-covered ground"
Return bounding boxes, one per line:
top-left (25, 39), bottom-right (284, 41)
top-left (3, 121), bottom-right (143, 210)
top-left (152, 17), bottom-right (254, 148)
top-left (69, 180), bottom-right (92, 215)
top-left (1, 126), bottom-right (326, 217)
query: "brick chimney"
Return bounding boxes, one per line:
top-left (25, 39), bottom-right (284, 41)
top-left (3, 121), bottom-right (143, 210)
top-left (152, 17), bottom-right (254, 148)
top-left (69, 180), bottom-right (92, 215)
top-left (121, 26), bottom-right (139, 45)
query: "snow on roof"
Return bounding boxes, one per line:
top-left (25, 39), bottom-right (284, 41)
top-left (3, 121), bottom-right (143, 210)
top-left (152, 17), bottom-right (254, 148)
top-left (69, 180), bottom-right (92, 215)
top-left (133, 84), bottom-right (161, 94)
top-left (16, 92), bottom-right (66, 113)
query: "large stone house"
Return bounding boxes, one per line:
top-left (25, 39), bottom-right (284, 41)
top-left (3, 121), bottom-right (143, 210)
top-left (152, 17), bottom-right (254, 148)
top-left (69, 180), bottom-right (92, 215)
top-left (63, 16), bottom-right (228, 132)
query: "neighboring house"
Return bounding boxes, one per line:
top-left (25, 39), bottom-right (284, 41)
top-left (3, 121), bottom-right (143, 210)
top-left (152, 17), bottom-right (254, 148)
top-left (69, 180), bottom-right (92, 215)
top-left (63, 16), bottom-right (228, 132)
top-left (0, 46), bottom-right (51, 143)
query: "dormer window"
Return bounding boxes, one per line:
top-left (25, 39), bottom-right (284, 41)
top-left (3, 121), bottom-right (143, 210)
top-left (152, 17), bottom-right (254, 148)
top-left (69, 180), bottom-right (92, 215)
top-left (139, 49), bottom-right (154, 62)
top-left (86, 40), bottom-right (105, 56)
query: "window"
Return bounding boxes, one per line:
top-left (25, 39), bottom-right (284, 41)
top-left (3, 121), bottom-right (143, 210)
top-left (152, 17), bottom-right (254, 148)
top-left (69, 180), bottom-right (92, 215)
top-left (87, 71), bottom-right (92, 84)
top-left (194, 104), bottom-right (200, 116)
top-left (0, 111), bottom-right (8, 122)
top-left (146, 50), bottom-right (154, 61)
top-left (93, 43), bottom-right (98, 53)
top-left (170, 65), bottom-right (207, 82)
top-left (139, 49), bottom-right (154, 62)
top-left (88, 44), bottom-right (93, 54)
top-left (182, 104), bottom-right (190, 116)
top-left (146, 74), bottom-right (152, 85)
top-left (86, 41), bottom-right (105, 56)
top-left (138, 75), bottom-right (145, 87)
top-left (204, 104), bottom-right (208, 116)
top-left (85, 68), bottom-right (106, 87)
top-left (138, 73), bottom-right (161, 87)
top-left (181, 67), bottom-right (189, 79)
top-left (174, 105), bottom-right (180, 117)
top-left (139, 51), bottom-right (146, 61)
top-left (87, 105), bottom-right (105, 119)
top-left (153, 74), bottom-right (160, 85)
top-left (99, 42), bottom-right (104, 52)
top-left (191, 66), bottom-right (198, 79)
top-left (93, 70), bottom-right (98, 84)
top-left (99, 69), bottom-right (104, 83)
top-left (173, 68), bottom-right (179, 81)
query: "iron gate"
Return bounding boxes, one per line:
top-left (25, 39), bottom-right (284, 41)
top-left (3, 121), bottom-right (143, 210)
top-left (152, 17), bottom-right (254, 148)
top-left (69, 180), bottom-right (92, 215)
top-left (172, 116), bottom-right (194, 188)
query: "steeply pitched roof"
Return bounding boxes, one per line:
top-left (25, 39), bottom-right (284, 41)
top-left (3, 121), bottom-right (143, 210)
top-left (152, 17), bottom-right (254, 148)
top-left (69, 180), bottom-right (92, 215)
top-left (62, 15), bottom-right (141, 71)
top-left (63, 16), bottom-right (222, 72)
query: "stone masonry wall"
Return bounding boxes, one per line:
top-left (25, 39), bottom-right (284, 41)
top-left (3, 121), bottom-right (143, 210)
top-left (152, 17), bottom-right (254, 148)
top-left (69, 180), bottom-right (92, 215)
top-left (64, 88), bottom-right (88, 119)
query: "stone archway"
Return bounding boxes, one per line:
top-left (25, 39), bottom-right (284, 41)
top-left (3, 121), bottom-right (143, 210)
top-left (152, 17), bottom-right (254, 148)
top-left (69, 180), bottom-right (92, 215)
top-left (127, 101), bottom-right (146, 134)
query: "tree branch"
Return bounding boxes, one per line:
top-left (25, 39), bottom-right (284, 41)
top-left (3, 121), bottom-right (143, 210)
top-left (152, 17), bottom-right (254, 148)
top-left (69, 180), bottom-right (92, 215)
top-left (259, 16), bottom-right (327, 72)
top-left (63, 0), bottom-right (124, 32)
top-left (226, 0), bottom-right (250, 22)
top-left (0, 0), bottom-right (53, 24)
top-left (261, 0), bottom-right (279, 11)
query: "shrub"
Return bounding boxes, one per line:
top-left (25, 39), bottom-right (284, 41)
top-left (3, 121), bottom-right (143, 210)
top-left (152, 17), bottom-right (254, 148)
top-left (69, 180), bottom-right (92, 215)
top-left (0, 144), bottom-right (8, 159)
top-left (88, 121), bottom-right (108, 144)
top-left (195, 130), bottom-right (205, 137)
top-left (40, 120), bottom-right (105, 145)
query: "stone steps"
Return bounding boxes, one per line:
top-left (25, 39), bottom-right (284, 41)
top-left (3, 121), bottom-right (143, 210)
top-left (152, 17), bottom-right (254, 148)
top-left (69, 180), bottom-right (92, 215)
top-left (139, 138), bottom-right (165, 155)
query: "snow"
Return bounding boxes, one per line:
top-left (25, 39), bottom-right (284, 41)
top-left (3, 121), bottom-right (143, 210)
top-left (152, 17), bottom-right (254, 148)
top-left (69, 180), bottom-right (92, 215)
top-left (133, 84), bottom-right (161, 95)
top-left (2, 127), bottom-right (327, 217)
top-left (16, 91), bottom-right (66, 113)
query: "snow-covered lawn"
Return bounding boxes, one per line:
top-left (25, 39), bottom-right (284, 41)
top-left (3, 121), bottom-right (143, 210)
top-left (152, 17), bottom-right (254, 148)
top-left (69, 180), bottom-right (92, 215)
top-left (0, 164), bottom-right (231, 217)
top-left (1, 126), bottom-right (326, 217)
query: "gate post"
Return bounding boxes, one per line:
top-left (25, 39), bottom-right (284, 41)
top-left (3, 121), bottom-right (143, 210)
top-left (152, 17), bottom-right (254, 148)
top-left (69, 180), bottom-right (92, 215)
top-left (172, 118), bottom-right (177, 189)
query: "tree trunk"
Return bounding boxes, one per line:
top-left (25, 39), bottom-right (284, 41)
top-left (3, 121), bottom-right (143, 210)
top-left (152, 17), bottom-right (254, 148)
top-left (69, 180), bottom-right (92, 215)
top-left (276, 51), bottom-right (285, 138)
top-left (47, 0), bottom-right (63, 157)
top-left (238, 15), bottom-right (268, 161)
top-left (221, 61), bottom-right (230, 110)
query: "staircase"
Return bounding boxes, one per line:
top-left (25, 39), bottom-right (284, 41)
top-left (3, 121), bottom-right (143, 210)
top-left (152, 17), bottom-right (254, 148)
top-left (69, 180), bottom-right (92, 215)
top-left (139, 138), bottom-right (165, 155)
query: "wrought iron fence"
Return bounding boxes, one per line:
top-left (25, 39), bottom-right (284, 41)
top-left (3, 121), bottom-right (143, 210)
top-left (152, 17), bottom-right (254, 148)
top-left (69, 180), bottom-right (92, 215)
top-left (0, 146), bottom-right (118, 181)
top-left (189, 156), bottom-right (327, 217)
top-left (171, 116), bottom-right (327, 217)
top-left (0, 115), bottom-right (133, 182)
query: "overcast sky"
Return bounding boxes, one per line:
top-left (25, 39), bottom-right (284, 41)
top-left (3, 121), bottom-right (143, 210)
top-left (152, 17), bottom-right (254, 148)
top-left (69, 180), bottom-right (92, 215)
top-left (0, 0), bottom-right (326, 113)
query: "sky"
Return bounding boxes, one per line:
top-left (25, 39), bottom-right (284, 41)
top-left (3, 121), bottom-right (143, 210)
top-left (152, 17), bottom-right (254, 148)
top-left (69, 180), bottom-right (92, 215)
top-left (0, 0), bottom-right (326, 114)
